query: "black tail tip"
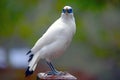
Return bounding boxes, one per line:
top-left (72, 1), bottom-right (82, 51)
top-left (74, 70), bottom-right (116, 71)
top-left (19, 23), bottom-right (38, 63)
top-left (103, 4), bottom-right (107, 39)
top-left (25, 67), bottom-right (33, 77)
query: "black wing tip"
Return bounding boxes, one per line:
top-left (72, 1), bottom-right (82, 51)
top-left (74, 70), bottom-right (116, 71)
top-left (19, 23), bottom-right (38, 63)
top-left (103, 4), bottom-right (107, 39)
top-left (26, 50), bottom-right (31, 55)
top-left (28, 54), bottom-right (34, 62)
top-left (25, 67), bottom-right (34, 77)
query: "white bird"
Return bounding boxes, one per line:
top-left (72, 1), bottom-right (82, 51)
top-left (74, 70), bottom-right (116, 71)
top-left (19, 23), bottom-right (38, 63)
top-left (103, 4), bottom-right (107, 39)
top-left (25, 6), bottom-right (76, 77)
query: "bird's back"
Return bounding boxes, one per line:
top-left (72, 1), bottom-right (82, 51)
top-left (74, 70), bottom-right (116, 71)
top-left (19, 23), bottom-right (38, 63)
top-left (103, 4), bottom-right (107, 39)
top-left (31, 17), bottom-right (75, 54)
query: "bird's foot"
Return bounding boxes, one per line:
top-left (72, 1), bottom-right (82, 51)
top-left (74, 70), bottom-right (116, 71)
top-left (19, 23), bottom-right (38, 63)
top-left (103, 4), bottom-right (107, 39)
top-left (47, 71), bottom-right (65, 75)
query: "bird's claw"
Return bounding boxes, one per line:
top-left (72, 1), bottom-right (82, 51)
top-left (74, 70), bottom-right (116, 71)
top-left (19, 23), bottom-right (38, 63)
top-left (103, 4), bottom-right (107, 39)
top-left (47, 71), bottom-right (63, 75)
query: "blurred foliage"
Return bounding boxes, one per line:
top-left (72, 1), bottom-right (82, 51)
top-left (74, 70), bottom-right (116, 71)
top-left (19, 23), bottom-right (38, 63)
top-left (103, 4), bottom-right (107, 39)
top-left (0, 0), bottom-right (39, 35)
top-left (0, 0), bottom-right (120, 58)
top-left (0, 0), bottom-right (120, 80)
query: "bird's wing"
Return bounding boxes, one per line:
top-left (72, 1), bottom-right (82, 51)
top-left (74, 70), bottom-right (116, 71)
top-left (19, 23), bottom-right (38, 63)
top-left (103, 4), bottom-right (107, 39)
top-left (30, 18), bottom-right (64, 54)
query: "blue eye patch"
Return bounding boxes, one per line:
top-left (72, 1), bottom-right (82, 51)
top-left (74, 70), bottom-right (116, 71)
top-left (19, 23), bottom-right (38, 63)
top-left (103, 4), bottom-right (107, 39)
top-left (62, 8), bottom-right (73, 13)
top-left (67, 8), bottom-right (72, 13)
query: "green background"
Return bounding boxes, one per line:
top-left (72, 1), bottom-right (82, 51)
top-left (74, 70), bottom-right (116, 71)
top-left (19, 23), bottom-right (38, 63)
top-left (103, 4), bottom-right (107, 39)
top-left (0, 0), bottom-right (120, 80)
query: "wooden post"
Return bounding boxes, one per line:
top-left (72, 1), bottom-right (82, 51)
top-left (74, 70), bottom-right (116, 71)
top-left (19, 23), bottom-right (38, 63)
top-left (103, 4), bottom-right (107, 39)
top-left (36, 72), bottom-right (77, 80)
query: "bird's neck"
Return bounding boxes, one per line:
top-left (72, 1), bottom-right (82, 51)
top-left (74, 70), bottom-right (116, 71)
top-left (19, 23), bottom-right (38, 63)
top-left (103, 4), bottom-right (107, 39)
top-left (61, 13), bottom-right (74, 20)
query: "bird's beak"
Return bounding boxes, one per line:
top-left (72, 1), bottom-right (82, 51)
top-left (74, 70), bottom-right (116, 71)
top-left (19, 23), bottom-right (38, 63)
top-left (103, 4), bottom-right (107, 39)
top-left (65, 12), bottom-right (68, 15)
top-left (65, 8), bottom-right (68, 15)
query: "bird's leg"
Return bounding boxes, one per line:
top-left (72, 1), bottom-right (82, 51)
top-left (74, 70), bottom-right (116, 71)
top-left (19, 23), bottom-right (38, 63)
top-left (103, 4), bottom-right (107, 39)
top-left (46, 61), bottom-right (60, 75)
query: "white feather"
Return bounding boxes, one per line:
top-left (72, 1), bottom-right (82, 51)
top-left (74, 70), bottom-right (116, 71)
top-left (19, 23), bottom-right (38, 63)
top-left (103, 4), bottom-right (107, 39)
top-left (27, 6), bottom-right (76, 72)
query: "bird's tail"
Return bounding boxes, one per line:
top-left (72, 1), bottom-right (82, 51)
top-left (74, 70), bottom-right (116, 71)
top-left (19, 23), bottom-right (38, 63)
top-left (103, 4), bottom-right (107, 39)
top-left (25, 52), bottom-right (40, 77)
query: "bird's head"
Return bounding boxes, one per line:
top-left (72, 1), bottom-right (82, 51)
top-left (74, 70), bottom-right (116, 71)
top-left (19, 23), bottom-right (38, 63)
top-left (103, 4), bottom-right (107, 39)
top-left (62, 6), bottom-right (73, 15)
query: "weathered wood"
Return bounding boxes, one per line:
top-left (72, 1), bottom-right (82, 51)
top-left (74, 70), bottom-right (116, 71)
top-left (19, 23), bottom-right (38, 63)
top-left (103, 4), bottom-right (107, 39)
top-left (36, 72), bottom-right (77, 80)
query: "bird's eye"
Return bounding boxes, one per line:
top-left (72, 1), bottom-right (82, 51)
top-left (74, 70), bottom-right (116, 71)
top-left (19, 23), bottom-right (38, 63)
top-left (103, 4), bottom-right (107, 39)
top-left (67, 8), bottom-right (72, 13)
top-left (62, 9), bottom-right (66, 13)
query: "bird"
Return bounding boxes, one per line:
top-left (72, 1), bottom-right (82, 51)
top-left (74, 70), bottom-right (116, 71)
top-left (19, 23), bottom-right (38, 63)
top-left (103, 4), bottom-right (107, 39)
top-left (25, 6), bottom-right (76, 77)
